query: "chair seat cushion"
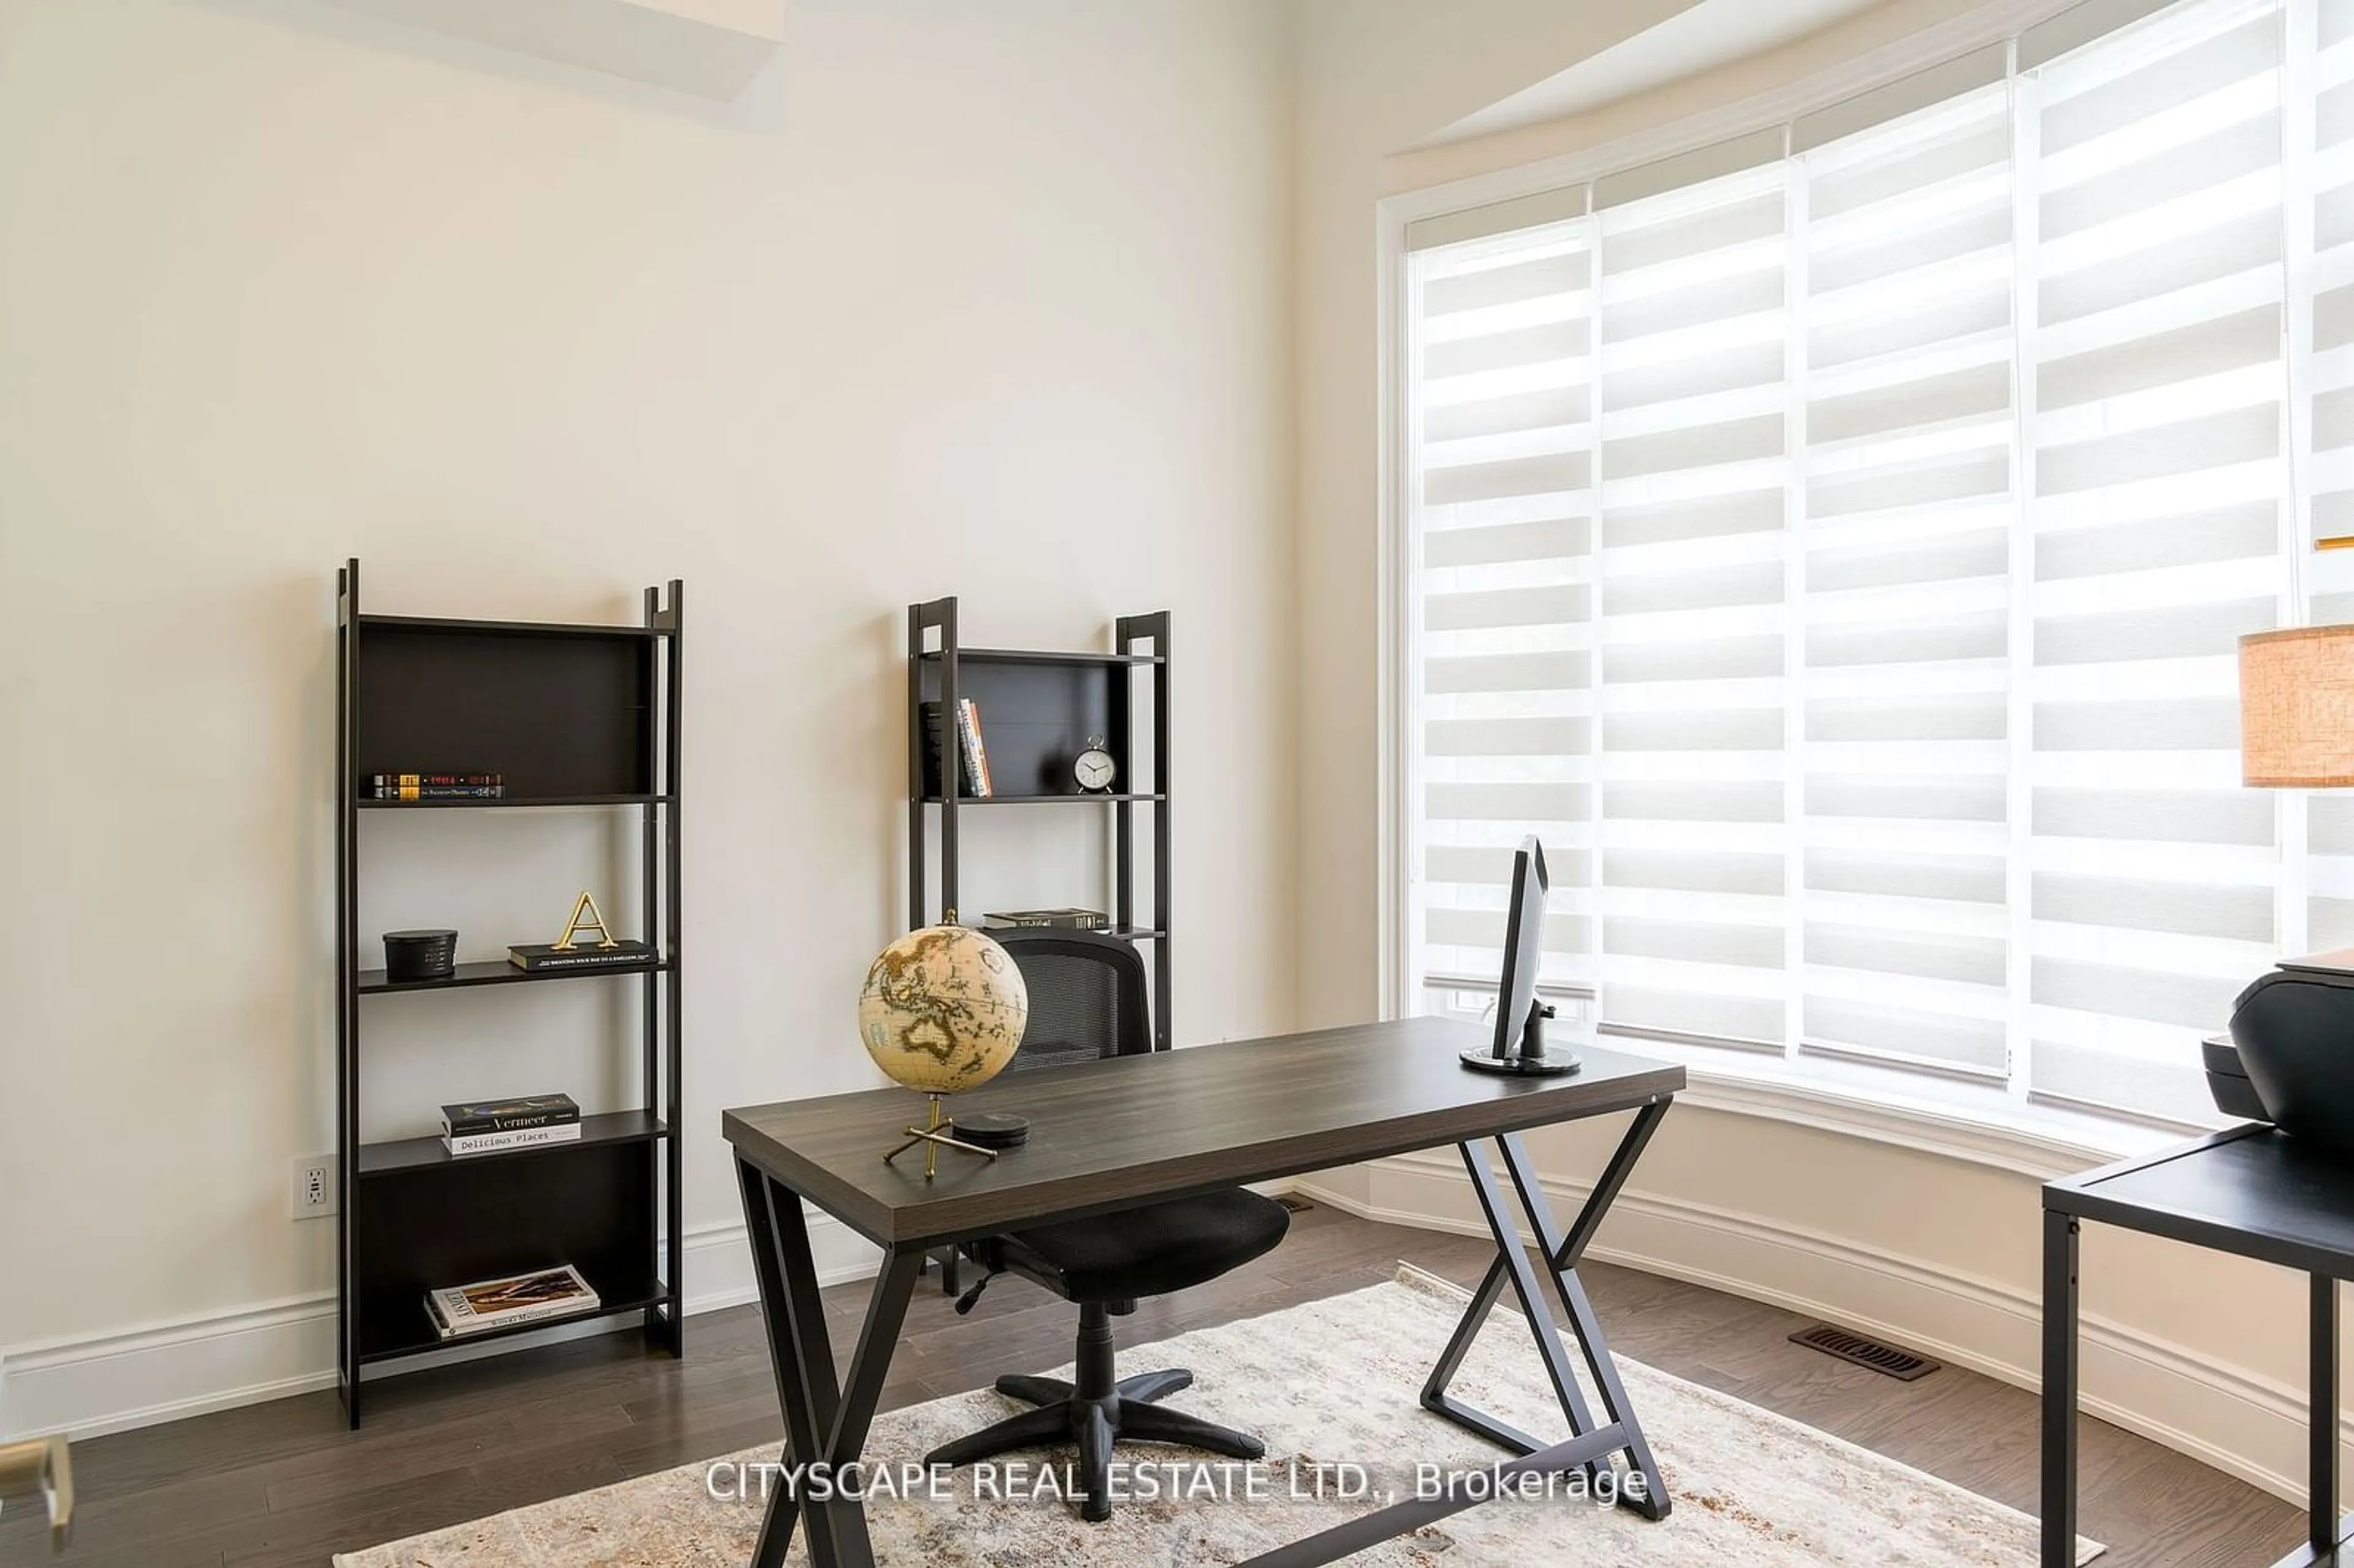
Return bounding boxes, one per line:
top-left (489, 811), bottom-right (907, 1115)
top-left (989, 1189), bottom-right (1290, 1304)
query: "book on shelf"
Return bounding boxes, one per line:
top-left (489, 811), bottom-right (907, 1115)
top-left (443, 1121), bottom-right (582, 1157)
top-left (369, 773), bottom-right (503, 787)
top-left (441, 1092), bottom-right (578, 1136)
top-left (368, 782), bottom-right (506, 801)
top-left (956, 698), bottom-right (994, 798)
top-left (981, 908), bottom-right (1109, 931)
top-left (919, 702), bottom-right (985, 798)
top-left (425, 1264), bottom-right (600, 1339)
top-left (508, 938), bottom-right (657, 972)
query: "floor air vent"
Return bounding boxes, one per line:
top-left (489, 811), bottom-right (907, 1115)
top-left (1277, 1194), bottom-right (1315, 1213)
top-left (1789, 1323), bottom-right (1940, 1381)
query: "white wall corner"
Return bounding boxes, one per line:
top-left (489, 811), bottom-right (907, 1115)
top-left (319, 0), bottom-right (786, 101)
top-left (0, 1209), bottom-right (877, 1443)
top-left (1291, 1155), bottom-right (2347, 1511)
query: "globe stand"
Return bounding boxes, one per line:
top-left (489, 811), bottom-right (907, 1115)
top-left (884, 1093), bottom-right (998, 1181)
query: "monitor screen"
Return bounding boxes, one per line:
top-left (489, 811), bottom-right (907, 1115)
top-left (1490, 835), bottom-right (1548, 1060)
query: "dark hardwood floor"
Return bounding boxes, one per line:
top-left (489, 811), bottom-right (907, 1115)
top-left (0, 1203), bottom-right (2299, 1567)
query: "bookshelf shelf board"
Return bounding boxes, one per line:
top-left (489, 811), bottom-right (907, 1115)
top-left (357, 613), bottom-right (667, 641)
top-left (357, 958), bottom-right (668, 994)
top-left (357, 1112), bottom-right (668, 1178)
top-left (357, 793), bottom-right (670, 810)
top-left (357, 1280), bottom-right (672, 1364)
top-left (921, 792), bottom-right (1165, 806)
top-left (918, 647), bottom-right (1164, 668)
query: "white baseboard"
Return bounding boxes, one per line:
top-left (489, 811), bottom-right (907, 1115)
top-left (0, 1209), bottom-right (879, 1443)
top-left (1292, 1153), bottom-right (2338, 1509)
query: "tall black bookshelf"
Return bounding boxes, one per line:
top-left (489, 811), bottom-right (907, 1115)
top-left (334, 560), bottom-right (684, 1426)
top-left (907, 596), bottom-right (1171, 1049)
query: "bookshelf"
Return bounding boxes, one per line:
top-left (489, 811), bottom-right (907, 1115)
top-left (905, 596), bottom-right (1170, 1050)
top-left (333, 560), bottom-right (684, 1426)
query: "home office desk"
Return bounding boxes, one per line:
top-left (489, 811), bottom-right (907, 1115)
top-left (722, 1015), bottom-right (1683, 1568)
top-left (2043, 1124), bottom-right (2354, 1568)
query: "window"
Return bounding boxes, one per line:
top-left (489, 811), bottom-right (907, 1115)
top-left (1400, 0), bottom-right (2352, 1127)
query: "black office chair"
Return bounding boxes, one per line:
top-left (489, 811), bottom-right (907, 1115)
top-left (921, 929), bottom-right (1291, 1521)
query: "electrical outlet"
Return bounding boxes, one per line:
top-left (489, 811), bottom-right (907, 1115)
top-left (291, 1155), bottom-right (337, 1219)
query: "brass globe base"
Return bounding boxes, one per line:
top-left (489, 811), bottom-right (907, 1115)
top-left (884, 1093), bottom-right (998, 1181)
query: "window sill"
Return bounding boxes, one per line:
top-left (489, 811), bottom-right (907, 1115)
top-left (1419, 985), bottom-right (2221, 1179)
top-left (1642, 1041), bottom-right (2210, 1181)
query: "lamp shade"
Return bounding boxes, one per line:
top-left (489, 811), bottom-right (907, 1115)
top-left (2240, 625), bottom-right (2354, 786)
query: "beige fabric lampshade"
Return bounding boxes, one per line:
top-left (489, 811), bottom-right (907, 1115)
top-left (2241, 625), bottom-right (2354, 786)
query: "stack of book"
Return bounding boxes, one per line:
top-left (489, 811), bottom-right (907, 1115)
top-left (425, 1264), bottom-right (599, 1340)
top-left (920, 700), bottom-right (994, 798)
top-left (440, 1093), bottom-right (580, 1155)
top-left (983, 908), bottom-right (1110, 931)
top-left (366, 772), bottom-right (504, 801)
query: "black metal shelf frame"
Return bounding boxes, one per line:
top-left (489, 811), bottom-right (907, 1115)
top-left (334, 559), bottom-right (685, 1427)
top-left (906, 596), bottom-right (1170, 1051)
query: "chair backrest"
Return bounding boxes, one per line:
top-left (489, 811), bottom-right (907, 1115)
top-left (988, 930), bottom-right (1153, 1073)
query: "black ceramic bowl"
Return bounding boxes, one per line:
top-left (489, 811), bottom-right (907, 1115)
top-left (2229, 969), bottom-right (2354, 1154)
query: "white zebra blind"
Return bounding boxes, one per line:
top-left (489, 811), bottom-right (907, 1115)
top-left (1799, 80), bottom-right (2019, 1080)
top-left (1589, 164), bottom-right (1795, 1049)
top-left (1410, 224), bottom-right (1599, 995)
top-left (2024, 0), bottom-right (2287, 1122)
top-left (1404, 0), bottom-right (2331, 1127)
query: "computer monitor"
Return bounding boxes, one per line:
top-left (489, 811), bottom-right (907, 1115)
top-left (1459, 835), bottom-right (1580, 1078)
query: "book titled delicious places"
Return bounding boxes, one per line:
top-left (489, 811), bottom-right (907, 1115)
top-left (439, 1092), bottom-right (581, 1155)
top-left (425, 1265), bottom-right (600, 1339)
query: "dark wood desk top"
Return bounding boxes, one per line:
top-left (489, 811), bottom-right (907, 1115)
top-left (723, 1016), bottom-right (1683, 1248)
top-left (2046, 1123), bottom-right (2354, 1277)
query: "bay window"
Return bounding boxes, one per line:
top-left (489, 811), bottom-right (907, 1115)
top-left (1400, 0), bottom-right (2353, 1128)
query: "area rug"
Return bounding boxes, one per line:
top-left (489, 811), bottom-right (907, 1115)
top-left (337, 1264), bottom-right (2100, 1566)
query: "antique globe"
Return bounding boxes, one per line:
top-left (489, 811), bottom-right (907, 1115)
top-left (859, 925), bottom-right (1029, 1176)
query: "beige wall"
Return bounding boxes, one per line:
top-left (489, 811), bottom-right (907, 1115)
top-left (1289, 0), bottom-right (2347, 1505)
top-left (0, 0), bottom-right (1293, 1353)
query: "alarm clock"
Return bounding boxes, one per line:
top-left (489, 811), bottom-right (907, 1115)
top-left (1072, 736), bottom-right (1116, 793)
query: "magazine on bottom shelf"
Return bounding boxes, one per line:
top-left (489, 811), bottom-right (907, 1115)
top-left (426, 1264), bottom-right (600, 1339)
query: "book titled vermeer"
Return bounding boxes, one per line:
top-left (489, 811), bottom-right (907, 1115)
top-left (440, 1092), bottom-right (579, 1136)
top-left (425, 1265), bottom-right (600, 1339)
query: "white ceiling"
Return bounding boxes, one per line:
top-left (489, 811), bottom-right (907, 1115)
top-left (1420, 0), bottom-right (1890, 148)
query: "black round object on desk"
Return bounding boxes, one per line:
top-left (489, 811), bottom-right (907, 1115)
top-left (951, 1111), bottom-right (1029, 1151)
top-left (383, 928), bottom-right (458, 982)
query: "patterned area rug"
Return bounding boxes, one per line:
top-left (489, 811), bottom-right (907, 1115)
top-left (338, 1265), bottom-right (2099, 1566)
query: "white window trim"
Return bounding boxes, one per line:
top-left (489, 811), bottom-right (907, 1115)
top-left (1371, 0), bottom-right (2252, 1174)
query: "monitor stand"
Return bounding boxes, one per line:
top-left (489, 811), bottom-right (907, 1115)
top-left (1460, 1004), bottom-right (1581, 1077)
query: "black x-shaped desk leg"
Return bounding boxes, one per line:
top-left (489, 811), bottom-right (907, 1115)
top-left (737, 1157), bottom-right (920, 1568)
top-left (1420, 1101), bottom-right (1673, 1521)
